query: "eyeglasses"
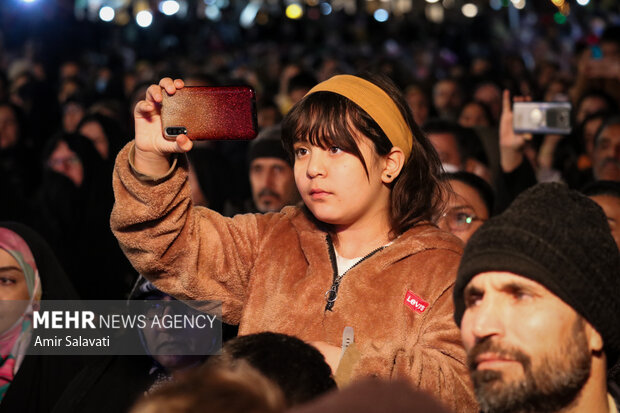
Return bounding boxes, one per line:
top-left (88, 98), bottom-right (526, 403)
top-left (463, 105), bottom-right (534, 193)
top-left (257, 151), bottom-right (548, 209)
top-left (441, 208), bottom-right (485, 232)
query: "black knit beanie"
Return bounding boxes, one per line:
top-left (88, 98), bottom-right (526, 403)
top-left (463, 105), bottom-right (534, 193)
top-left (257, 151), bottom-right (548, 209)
top-left (453, 183), bottom-right (620, 374)
top-left (247, 125), bottom-right (291, 166)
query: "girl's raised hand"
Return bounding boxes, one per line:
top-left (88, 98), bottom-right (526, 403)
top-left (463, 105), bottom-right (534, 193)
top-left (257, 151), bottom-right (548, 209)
top-left (133, 78), bottom-right (193, 175)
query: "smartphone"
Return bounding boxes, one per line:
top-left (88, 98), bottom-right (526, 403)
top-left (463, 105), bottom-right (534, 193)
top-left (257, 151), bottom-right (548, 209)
top-left (513, 102), bottom-right (572, 135)
top-left (161, 86), bottom-right (258, 140)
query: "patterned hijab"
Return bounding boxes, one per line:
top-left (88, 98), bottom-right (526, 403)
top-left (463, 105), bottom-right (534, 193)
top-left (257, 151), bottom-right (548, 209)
top-left (0, 227), bottom-right (42, 402)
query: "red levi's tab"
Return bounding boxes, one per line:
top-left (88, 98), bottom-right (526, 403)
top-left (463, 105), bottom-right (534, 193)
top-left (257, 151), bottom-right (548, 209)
top-left (404, 290), bottom-right (429, 314)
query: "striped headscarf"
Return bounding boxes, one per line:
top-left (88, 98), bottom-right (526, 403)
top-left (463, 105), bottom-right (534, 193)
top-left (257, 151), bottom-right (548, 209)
top-left (0, 228), bottom-right (41, 402)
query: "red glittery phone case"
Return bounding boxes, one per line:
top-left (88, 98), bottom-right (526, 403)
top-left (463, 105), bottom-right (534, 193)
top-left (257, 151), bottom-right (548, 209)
top-left (161, 86), bottom-right (258, 140)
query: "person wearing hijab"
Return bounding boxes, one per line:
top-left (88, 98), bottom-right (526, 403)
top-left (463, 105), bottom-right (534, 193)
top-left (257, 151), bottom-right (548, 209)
top-left (30, 133), bottom-right (133, 299)
top-left (0, 222), bottom-right (84, 413)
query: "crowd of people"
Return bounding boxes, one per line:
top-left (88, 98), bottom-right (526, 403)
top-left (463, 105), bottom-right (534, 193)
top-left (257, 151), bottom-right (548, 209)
top-left (0, 7), bottom-right (619, 413)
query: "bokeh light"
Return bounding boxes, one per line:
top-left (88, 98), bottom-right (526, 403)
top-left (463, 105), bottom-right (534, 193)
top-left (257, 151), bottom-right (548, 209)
top-left (99, 6), bottom-right (115, 22)
top-left (373, 8), bottom-right (389, 22)
top-left (285, 3), bottom-right (303, 19)
top-left (461, 3), bottom-right (478, 17)
top-left (136, 10), bottom-right (153, 27)
top-left (160, 1), bottom-right (181, 16)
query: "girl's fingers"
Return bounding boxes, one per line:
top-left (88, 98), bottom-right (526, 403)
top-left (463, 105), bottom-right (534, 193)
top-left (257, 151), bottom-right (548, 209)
top-left (146, 84), bottom-right (163, 103)
top-left (175, 134), bottom-right (193, 152)
top-left (135, 100), bottom-right (155, 116)
top-left (159, 77), bottom-right (183, 95)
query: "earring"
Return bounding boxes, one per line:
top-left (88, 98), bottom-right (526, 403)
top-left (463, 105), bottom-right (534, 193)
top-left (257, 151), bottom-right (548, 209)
top-left (386, 174), bottom-right (392, 178)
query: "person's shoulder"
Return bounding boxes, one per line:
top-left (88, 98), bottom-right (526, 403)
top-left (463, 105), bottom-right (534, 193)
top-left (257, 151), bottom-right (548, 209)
top-left (246, 205), bottom-right (315, 234)
top-left (398, 222), bottom-right (464, 255)
top-left (279, 205), bottom-right (318, 228)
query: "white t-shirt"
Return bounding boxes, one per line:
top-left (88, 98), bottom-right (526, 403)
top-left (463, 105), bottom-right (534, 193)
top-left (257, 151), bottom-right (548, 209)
top-left (334, 241), bottom-right (394, 276)
top-left (334, 250), bottom-right (364, 277)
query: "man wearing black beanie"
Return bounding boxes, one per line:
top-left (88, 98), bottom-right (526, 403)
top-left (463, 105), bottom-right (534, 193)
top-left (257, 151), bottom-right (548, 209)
top-left (225, 125), bottom-right (301, 215)
top-left (453, 182), bottom-right (620, 413)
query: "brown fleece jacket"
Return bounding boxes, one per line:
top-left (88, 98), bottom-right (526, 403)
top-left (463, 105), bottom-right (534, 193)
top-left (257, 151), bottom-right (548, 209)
top-left (111, 142), bottom-right (477, 412)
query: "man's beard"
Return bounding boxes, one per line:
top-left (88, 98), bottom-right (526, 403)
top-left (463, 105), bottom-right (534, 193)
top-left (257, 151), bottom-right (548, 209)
top-left (256, 188), bottom-right (281, 212)
top-left (467, 318), bottom-right (592, 413)
top-left (595, 157), bottom-right (620, 181)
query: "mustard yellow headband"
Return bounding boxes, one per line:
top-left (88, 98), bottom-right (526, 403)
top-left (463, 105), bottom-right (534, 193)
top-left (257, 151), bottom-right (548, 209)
top-left (305, 74), bottom-right (413, 159)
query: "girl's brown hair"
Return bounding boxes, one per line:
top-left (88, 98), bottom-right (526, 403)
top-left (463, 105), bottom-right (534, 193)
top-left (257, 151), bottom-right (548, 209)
top-left (282, 72), bottom-right (445, 236)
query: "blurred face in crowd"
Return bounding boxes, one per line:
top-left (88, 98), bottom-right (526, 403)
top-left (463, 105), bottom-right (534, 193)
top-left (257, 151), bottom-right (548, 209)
top-left (140, 294), bottom-right (207, 373)
top-left (576, 96), bottom-right (608, 125)
top-left (405, 87), bottom-right (429, 126)
top-left (428, 132), bottom-right (462, 171)
top-left (257, 106), bottom-right (281, 131)
top-left (48, 140), bottom-right (84, 187)
top-left (588, 194), bottom-right (620, 250)
top-left (459, 102), bottom-right (490, 128)
top-left (62, 102), bottom-right (85, 134)
top-left (79, 120), bottom-right (109, 159)
top-left (470, 58), bottom-right (492, 77)
top-left (60, 61), bottom-right (80, 81)
top-left (289, 87), bottom-right (311, 107)
top-left (543, 79), bottom-right (567, 102)
top-left (461, 272), bottom-right (595, 413)
top-left (250, 157), bottom-right (300, 213)
top-left (592, 123), bottom-right (620, 181)
top-left (438, 179), bottom-right (488, 244)
top-left (473, 84), bottom-right (502, 122)
top-left (579, 96), bottom-right (609, 122)
top-left (433, 80), bottom-right (462, 115)
top-left (0, 248), bottom-right (29, 333)
top-left (582, 116), bottom-right (604, 157)
top-left (0, 105), bottom-right (19, 149)
top-left (58, 79), bottom-right (81, 104)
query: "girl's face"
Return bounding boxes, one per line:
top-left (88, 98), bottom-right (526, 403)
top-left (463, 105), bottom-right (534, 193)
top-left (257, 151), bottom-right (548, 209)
top-left (293, 131), bottom-right (390, 229)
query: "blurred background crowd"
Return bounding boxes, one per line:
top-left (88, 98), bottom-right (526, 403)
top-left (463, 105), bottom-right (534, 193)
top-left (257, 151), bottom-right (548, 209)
top-left (0, 0), bottom-right (619, 411)
top-left (1, 0), bottom-right (618, 299)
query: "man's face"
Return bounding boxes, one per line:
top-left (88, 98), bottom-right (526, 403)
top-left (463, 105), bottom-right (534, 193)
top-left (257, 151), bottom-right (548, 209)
top-left (460, 272), bottom-right (595, 413)
top-left (592, 123), bottom-right (620, 181)
top-left (433, 80), bottom-right (462, 113)
top-left (428, 132), bottom-right (462, 171)
top-left (474, 84), bottom-right (502, 121)
top-left (250, 157), bottom-right (300, 213)
top-left (589, 194), bottom-right (620, 250)
top-left (459, 102), bottom-right (490, 128)
top-left (405, 89), bottom-right (429, 126)
top-left (582, 117), bottom-right (603, 157)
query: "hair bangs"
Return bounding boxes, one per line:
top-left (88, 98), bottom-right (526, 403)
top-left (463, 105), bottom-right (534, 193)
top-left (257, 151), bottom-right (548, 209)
top-left (282, 92), bottom-right (368, 173)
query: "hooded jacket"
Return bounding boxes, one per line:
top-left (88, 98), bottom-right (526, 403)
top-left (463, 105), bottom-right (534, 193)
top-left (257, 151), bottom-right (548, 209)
top-left (111, 142), bottom-right (477, 412)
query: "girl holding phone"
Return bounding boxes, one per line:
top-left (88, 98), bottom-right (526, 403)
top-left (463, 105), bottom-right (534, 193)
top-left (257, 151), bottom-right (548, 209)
top-left (111, 74), bottom-right (475, 411)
